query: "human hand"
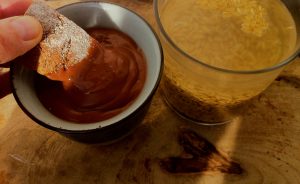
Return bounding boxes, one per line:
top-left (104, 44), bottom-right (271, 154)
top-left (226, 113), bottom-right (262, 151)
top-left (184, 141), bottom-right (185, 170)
top-left (0, 0), bottom-right (43, 64)
top-left (0, 0), bottom-right (42, 98)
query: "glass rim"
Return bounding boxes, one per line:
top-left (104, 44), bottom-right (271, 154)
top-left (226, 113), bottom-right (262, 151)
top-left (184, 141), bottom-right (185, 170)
top-left (153, 0), bottom-right (300, 75)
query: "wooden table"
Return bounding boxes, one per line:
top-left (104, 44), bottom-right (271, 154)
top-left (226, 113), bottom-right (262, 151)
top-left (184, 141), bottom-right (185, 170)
top-left (1, 0), bottom-right (300, 183)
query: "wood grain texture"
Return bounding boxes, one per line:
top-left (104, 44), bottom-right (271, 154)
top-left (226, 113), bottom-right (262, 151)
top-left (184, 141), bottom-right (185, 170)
top-left (1, 1), bottom-right (300, 183)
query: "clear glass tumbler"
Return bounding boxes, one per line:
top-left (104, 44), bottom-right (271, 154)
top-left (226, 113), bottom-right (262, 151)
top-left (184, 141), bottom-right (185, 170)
top-left (154, 0), bottom-right (300, 125)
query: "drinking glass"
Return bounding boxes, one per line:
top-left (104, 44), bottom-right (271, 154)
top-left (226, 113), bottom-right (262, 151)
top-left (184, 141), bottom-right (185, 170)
top-left (154, 0), bottom-right (300, 125)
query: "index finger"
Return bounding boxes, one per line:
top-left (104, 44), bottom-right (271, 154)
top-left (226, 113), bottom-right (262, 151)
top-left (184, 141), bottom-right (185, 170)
top-left (0, 0), bottom-right (32, 18)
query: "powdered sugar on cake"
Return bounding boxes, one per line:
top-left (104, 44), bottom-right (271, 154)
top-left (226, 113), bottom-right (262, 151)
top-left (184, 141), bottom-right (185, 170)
top-left (25, 0), bottom-right (93, 75)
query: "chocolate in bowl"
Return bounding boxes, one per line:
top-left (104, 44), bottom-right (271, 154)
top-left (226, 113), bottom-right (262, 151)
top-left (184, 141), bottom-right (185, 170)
top-left (36, 28), bottom-right (147, 124)
top-left (10, 2), bottom-right (163, 143)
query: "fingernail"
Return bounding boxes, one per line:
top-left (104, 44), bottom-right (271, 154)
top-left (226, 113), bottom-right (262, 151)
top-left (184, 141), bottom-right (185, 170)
top-left (10, 16), bottom-right (42, 41)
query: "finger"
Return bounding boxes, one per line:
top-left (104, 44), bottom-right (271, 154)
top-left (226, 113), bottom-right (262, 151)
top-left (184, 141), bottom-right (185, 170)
top-left (0, 0), bottom-right (32, 18)
top-left (0, 71), bottom-right (11, 98)
top-left (0, 16), bottom-right (42, 64)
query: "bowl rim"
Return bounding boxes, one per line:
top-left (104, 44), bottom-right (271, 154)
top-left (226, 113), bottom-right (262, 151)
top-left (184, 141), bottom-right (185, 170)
top-left (10, 1), bottom-right (164, 134)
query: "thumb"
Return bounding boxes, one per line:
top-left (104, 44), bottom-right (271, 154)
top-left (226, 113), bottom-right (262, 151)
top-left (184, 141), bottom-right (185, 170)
top-left (0, 16), bottom-right (42, 64)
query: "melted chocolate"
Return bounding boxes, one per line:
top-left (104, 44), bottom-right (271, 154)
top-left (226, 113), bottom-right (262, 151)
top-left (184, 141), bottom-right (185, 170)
top-left (35, 28), bottom-right (147, 123)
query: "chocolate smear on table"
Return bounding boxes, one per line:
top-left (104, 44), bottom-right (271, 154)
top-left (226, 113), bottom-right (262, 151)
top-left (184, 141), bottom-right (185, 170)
top-left (160, 129), bottom-right (243, 175)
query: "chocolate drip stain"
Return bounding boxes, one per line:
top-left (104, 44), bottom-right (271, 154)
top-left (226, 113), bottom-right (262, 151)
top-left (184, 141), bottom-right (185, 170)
top-left (160, 129), bottom-right (243, 175)
top-left (276, 75), bottom-right (300, 89)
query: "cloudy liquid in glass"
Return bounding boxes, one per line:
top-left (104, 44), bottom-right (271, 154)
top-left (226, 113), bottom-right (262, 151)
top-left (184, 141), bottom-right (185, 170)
top-left (161, 0), bottom-right (297, 70)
